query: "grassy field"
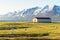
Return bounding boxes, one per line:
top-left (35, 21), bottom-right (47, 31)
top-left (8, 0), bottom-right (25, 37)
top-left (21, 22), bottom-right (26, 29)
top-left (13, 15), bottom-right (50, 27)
top-left (0, 22), bottom-right (60, 40)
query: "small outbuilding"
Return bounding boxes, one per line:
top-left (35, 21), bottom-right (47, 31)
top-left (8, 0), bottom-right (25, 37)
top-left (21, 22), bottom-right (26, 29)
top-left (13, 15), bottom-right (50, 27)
top-left (33, 17), bottom-right (51, 22)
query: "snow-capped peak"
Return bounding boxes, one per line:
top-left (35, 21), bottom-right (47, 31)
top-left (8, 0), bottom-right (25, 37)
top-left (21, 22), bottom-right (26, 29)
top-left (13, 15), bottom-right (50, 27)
top-left (0, 5), bottom-right (60, 22)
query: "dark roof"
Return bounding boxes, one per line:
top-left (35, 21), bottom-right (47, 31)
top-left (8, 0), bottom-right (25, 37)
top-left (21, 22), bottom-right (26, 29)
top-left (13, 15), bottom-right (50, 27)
top-left (35, 17), bottom-right (51, 19)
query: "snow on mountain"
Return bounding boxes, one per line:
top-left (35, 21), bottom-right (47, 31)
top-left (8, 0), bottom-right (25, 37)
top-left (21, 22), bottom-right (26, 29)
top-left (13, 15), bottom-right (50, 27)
top-left (0, 5), bottom-right (60, 22)
top-left (51, 5), bottom-right (60, 22)
top-left (21, 7), bottom-right (40, 17)
top-left (53, 5), bottom-right (60, 14)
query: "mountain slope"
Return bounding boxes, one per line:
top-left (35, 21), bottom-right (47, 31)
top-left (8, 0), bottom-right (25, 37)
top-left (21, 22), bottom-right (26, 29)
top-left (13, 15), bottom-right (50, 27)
top-left (0, 5), bottom-right (60, 22)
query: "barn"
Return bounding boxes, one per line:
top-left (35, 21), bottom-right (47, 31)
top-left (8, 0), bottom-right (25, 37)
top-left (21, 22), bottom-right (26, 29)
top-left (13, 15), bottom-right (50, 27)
top-left (33, 17), bottom-right (51, 22)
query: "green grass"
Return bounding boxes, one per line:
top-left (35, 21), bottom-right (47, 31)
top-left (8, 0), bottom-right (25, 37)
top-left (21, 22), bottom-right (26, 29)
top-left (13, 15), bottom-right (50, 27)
top-left (0, 22), bottom-right (60, 39)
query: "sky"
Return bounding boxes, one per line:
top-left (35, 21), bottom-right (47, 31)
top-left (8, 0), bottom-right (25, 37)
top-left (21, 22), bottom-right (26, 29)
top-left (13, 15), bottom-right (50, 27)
top-left (0, 0), bottom-right (60, 15)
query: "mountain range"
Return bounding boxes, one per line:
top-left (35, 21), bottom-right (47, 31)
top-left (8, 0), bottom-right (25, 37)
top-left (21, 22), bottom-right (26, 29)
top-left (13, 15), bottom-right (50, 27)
top-left (0, 5), bottom-right (60, 22)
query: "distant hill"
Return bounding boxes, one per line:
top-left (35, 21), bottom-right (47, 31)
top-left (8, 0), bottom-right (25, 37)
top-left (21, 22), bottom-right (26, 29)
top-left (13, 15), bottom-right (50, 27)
top-left (0, 5), bottom-right (60, 22)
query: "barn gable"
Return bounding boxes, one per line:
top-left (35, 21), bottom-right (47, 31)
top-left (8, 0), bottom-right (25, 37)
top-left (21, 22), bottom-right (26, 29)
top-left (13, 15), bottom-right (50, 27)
top-left (33, 17), bottom-right (51, 22)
